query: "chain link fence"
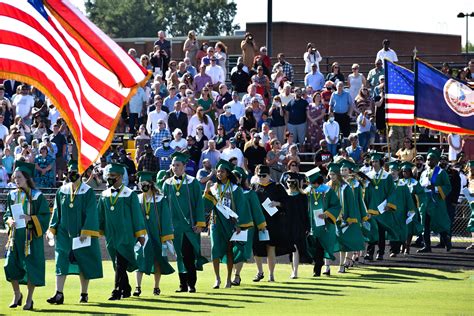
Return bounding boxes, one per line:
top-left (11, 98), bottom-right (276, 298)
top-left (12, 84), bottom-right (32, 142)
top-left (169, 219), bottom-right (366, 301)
top-left (0, 187), bottom-right (471, 242)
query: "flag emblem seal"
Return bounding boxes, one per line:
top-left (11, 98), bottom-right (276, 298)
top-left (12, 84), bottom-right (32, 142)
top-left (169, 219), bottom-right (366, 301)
top-left (443, 79), bottom-right (474, 117)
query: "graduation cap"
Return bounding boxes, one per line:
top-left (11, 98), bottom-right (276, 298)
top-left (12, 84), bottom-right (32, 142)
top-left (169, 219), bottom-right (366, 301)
top-left (370, 152), bottom-right (385, 161)
top-left (67, 160), bottom-right (78, 171)
top-left (15, 160), bottom-right (35, 177)
top-left (340, 159), bottom-right (357, 171)
top-left (387, 161), bottom-right (400, 171)
top-left (400, 161), bottom-right (415, 171)
top-left (257, 165), bottom-right (270, 176)
top-left (216, 159), bottom-right (234, 172)
top-left (327, 162), bottom-right (341, 173)
top-left (108, 163), bottom-right (126, 175)
top-left (171, 151), bottom-right (189, 163)
top-left (427, 147), bottom-right (441, 160)
top-left (305, 167), bottom-right (322, 183)
top-left (137, 171), bottom-right (156, 183)
top-left (232, 166), bottom-right (247, 181)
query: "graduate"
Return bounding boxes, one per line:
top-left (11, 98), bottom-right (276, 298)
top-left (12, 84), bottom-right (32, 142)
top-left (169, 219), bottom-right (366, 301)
top-left (4, 161), bottom-right (50, 310)
top-left (333, 161), bottom-right (366, 272)
top-left (386, 161), bottom-right (417, 257)
top-left (340, 159), bottom-right (369, 264)
top-left (363, 152), bottom-right (396, 261)
top-left (203, 160), bottom-right (253, 288)
top-left (304, 167), bottom-right (341, 277)
top-left (231, 166), bottom-right (267, 286)
top-left (285, 172), bottom-right (310, 279)
top-left (399, 162), bottom-right (425, 254)
top-left (418, 148), bottom-right (452, 253)
top-left (98, 163), bottom-right (147, 300)
top-left (466, 161), bottom-right (474, 250)
top-left (47, 160), bottom-right (103, 305)
top-left (162, 152), bottom-right (208, 293)
top-left (134, 171), bottom-right (175, 297)
top-left (252, 165), bottom-right (293, 282)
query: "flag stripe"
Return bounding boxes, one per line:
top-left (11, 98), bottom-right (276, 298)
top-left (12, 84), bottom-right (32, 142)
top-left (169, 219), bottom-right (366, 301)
top-left (416, 118), bottom-right (474, 135)
top-left (386, 98), bottom-right (414, 105)
top-left (385, 94), bottom-right (414, 101)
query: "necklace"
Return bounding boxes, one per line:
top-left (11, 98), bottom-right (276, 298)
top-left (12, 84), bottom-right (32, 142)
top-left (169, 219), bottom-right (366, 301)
top-left (217, 181), bottom-right (230, 202)
top-left (311, 187), bottom-right (322, 206)
top-left (69, 182), bottom-right (81, 208)
top-left (143, 193), bottom-right (152, 219)
top-left (174, 176), bottom-right (186, 196)
top-left (109, 185), bottom-right (125, 211)
top-left (372, 170), bottom-right (383, 190)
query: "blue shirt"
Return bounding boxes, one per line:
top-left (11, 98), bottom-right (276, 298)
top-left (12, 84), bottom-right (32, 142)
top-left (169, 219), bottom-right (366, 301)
top-left (304, 72), bottom-right (325, 91)
top-left (199, 149), bottom-right (220, 168)
top-left (2, 155), bottom-right (14, 174)
top-left (154, 146), bottom-right (175, 171)
top-left (285, 98), bottom-right (308, 125)
top-left (150, 128), bottom-right (171, 151)
top-left (129, 87), bottom-right (146, 114)
top-left (329, 91), bottom-right (352, 114)
top-left (163, 95), bottom-right (180, 112)
top-left (186, 65), bottom-right (197, 77)
top-left (346, 145), bottom-right (363, 163)
top-left (218, 114), bottom-right (238, 134)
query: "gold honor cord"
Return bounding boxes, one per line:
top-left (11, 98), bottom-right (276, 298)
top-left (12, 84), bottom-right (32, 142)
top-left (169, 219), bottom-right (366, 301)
top-left (69, 182), bottom-right (81, 208)
top-left (109, 185), bottom-right (125, 211)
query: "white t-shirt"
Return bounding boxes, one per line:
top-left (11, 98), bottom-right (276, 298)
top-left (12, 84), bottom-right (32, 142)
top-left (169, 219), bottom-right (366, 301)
top-left (0, 124), bottom-right (9, 141)
top-left (228, 100), bottom-right (245, 120)
top-left (170, 138), bottom-right (187, 150)
top-left (375, 48), bottom-right (398, 62)
top-left (13, 94), bottom-right (34, 119)
top-left (146, 110), bottom-right (168, 134)
top-left (48, 107), bottom-right (61, 126)
top-left (205, 65), bottom-right (225, 84)
top-left (221, 147), bottom-right (244, 167)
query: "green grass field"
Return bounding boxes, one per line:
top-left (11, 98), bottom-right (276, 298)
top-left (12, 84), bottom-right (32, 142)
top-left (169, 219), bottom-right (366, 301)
top-left (0, 260), bottom-right (472, 315)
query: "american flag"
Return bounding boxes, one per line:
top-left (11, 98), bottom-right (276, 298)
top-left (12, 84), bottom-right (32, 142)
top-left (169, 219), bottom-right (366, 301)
top-left (0, 0), bottom-right (150, 172)
top-left (384, 60), bottom-right (415, 126)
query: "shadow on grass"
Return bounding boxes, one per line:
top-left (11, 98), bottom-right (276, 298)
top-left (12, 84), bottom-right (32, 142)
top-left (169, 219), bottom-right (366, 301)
top-left (37, 309), bottom-right (129, 315)
top-left (282, 281), bottom-right (376, 289)
top-left (368, 267), bottom-right (461, 280)
top-left (241, 287), bottom-right (345, 296)
top-left (135, 297), bottom-right (244, 309)
top-left (166, 295), bottom-right (260, 303)
top-left (207, 291), bottom-right (310, 300)
top-left (94, 302), bottom-right (209, 313)
top-left (248, 284), bottom-right (341, 293)
top-left (344, 272), bottom-right (418, 283)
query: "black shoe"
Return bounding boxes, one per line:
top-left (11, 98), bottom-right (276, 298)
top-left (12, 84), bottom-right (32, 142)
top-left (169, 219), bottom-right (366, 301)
top-left (322, 266), bottom-right (331, 276)
top-left (153, 288), bottom-right (161, 296)
top-left (175, 286), bottom-right (188, 293)
top-left (188, 287), bottom-right (196, 293)
top-left (231, 275), bottom-right (241, 286)
top-left (108, 290), bottom-right (121, 301)
top-left (364, 254), bottom-right (373, 261)
top-left (133, 287), bottom-right (141, 297)
top-left (446, 241), bottom-right (452, 252)
top-left (121, 286), bottom-right (132, 299)
top-left (9, 293), bottom-right (22, 308)
top-left (23, 301), bottom-right (34, 311)
top-left (252, 272), bottom-right (264, 282)
top-left (79, 293), bottom-right (88, 303)
top-left (376, 254), bottom-right (384, 261)
top-left (417, 247), bottom-right (432, 253)
top-left (313, 266), bottom-right (322, 277)
top-left (47, 291), bottom-right (64, 304)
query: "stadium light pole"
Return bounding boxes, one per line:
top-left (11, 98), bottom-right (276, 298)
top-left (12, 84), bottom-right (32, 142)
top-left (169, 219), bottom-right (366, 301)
top-left (266, 0), bottom-right (272, 57)
top-left (457, 12), bottom-right (474, 57)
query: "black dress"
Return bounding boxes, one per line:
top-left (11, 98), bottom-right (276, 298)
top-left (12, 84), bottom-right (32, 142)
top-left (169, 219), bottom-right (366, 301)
top-left (286, 192), bottom-right (311, 263)
top-left (253, 182), bottom-right (294, 257)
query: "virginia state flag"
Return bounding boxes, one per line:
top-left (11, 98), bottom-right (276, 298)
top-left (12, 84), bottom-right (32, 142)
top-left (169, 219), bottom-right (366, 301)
top-left (415, 59), bottom-right (474, 135)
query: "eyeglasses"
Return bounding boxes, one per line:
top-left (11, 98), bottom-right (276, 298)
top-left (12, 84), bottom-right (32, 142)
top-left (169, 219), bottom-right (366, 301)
top-left (257, 174), bottom-right (267, 178)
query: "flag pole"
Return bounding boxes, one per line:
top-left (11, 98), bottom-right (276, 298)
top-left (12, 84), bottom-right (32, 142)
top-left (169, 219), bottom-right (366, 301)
top-left (412, 48), bottom-right (418, 158)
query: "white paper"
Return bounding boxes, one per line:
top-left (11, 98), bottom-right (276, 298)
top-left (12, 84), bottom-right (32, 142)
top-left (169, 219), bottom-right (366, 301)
top-left (362, 221), bottom-right (371, 231)
top-left (377, 200), bottom-right (387, 214)
top-left (342, 226), bottom-right (349, 234)
top-left (406, 212), bottom-right (416, 224)
top-left (313, 209), bottom-right (325, 227)
top-left (72, 236), bottom-right (91, 250)
top-left (262, 198), bottom-right (279, 216)
top-left (11, 203), bottom-right (26, 229)
top-left (216, 203), bottom-right (239, 220)
top-left (166, 240), bottom-right (176, 256)
top-left (463, 188), bottom-right (474, 203)
top-left (258, 230), bottom-right (270, 241)
top-left (230, 230), bottom-right (248, 242)
top-left (134, 234), bottom-right (149, 254)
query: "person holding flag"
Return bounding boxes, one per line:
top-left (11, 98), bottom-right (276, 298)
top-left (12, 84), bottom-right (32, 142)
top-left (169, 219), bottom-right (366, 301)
top-left (47, 160), bottom-right (103, 305)
top-left (162, 152), bottom-right (208, 293)
top-left (133, 171), bottom-right (175, 297)
top-left (98, 163), bottom-right (147, 301)
top-left (418, 148), bottom-right (452, 253)
top-left (203, 159), bottom-right (252, 289)
top-left (3, 161), bottom-right (50, 310)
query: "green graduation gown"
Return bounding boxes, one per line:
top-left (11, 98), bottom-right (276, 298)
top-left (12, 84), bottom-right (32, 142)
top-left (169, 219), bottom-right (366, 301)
top-left (204, 182), bottom-right (253, 263)
top-left (405, 178), bottom-right (425, 237)
top-left (98, 185), bottom-right (147, 272)
top-left (419, 166), bottom-right (452, 233)
top-left (49, 182), bottom-right (103, 280)
top-left (386, 179), bottom-right (416, 242)
top-left (4, 189), bottom-right (50, 286)
top-left (467, 181), bottom-right (474, 232)
top-left (242, 189), bottom-right (267, 260)
top-left (363, 169), bottom-right (396, 243)
top-left (305, 185), bottom-right (341, 261)
top-left (162, 175), bottom-right (208, 273)
top-left (136, 193), bottom-right (175, 275)
top-left (335, 183), bottom-right (366, 252)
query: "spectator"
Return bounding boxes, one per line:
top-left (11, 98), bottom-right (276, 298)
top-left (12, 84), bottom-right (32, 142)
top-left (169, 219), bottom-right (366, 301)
top-left (213, 125), bottom-right (228, 151)
top-left (186, 135), bottom-right (201, 164)
top-left (177, 81), bottom-right (188, 97)
top-left (206, 57), bottom-right (225, 91)
top-left (257, 122), bottom-right (270, 145)
top-left (154, 30), bottom-right (171, 61)
top-left (12, 84), bottom-right (34, 126)
top-left (0, 158), bottom-right (8, 188)
top-left (193, 124), bottom-right (209, 152)
top-left (154, 138), bottom-right (175, 171)
top-left (285, 144), bottom-right (301, 165)
top-left (214, 41), bottom-right (228, 77)
top-left (466, 59), bottom-right (474, 82)
top-left (243, 134), bottom-right (266, 175)
top-left (215, 84), bottom-right (232, 116)
top-left (149, 44), bottom-right (169, 77)
top-left (395, 137), bottom-right (416, 162)
top-left (195, 42), bottom-right (209, 67)
top-left (272, 53), bottom-right (295, 83)
top-left (193, 64), bottom-right (213, 99)
top-left (230, 56), bottom-right (249, 75)
top-left (356, 108), bottom-right (372, 152)
top-left (314, 139), bottom-right (333, 168)
top-left (51, 123), bottom-right (67, 181)
top-left (221, 137), bottom-right (244, 167)
top-left (127, 86), bottom-right (146, 134)
top-left (163, 86), bottom-right (179, 113)
top-left (251, 65), bottom-right (271, 104)
top-left (165, 60), bottom-right (179, 87)
top-left (250, 97), bottom-right (266, 125)
top-left (150, 119), bottom-right (171, 152)
top-left (12, 115), bottom-right (31, 140)
top-left (284, 88), bottom-right (309, 146)
top-left (188, 106), bottom-right (215, 139)
top-left (346, 134), bottom-right (363, 163)
top-left (18, 142), bottom-right (34, 163)
top-left (306, 92), bottom-right (326, 150)
top-left (230, 62), bottom-right (251, 98)
top-left (183, 30), bottom-right (199, 67)
top-left (140, 54), bottom-right (152, 71)
top-left (258, 46), bottom-right (272, 70)
top-left (39, 133), bottom-right (56, 158)
top-left (374, 80), bottom-right (386, 140)
top-left (375, 39), bottom-right (398, 62)
top-left (280, 131), bottom-right (295, 155)
top-left (441, 62), bottom-right (452, 77)
top-left (448, 133), bottom-right (463, 162)
top-left (228, 91), bottom-right (245, 120)
top-left (31, 118), bottom-right (48, 142)
top-left (325, 62), bottom-right (345, 84)
top-left (354, 87), bottom-right (374, 114)
top-left (182, 89), bottom-right (197, 117)
top-left (321, 81), bottom-right (334, 110)
top-left (242, 83), bottom-right (265, 108)
top-left (183, 57), bottom-right (197, 77)
top-left (329, 81), bottom-right (353, 138)
top-left (34, 145), bottom-right (55, 187)
top-left (196, 158), bottom-right (216, 190)
top-left (0, 85), bottom-right (13, 129)
top-left (241, 32), bottom-right (258, 69)
top-left (323, 112), bottom-right (340, 156)
top-left (239, 106), bottom-right (257, 133)
top-left (0, 114), bottom-right (9, 142)
top-left (268, 95), bottom-right (286, 143)
top-left (271, 67), bottom-right (287, 95)
top-left (197, 86), bottom-right (215, 120)
top-left (389, 122), bottom-right (410, 156)
top-left (304, 63), bottom-right (325, 91)
top-left (279, 83), bottom-right (294, 106)
top-left (347, 64), bottom-right (367, 102)
top-left (218, 104), bottom-right (238, 137)
top-left (199, 139), bottom-right (220, 168)
top-left (170, 128), bottom-right (186, 151)
top-left (134, 124), bottom-right (151, 162)
top-left (303, 43), bottom-right (323, 74)
top-left (266, 138), bottom-right (285, 181)
top-left (2, 147), bottom-right (14, 177)
top-left (168, 100), bottom-right (188, 137)
top-left (367, 59), bottom-right (384, 97)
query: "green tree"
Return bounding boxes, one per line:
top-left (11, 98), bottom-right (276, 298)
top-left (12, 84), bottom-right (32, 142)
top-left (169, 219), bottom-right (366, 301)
top-left (85, 0), bottom-right (239, 38)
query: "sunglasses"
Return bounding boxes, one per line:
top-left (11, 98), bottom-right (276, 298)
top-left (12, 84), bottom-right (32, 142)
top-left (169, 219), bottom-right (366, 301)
top-left (257, 174), bottom-right (267, 178)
